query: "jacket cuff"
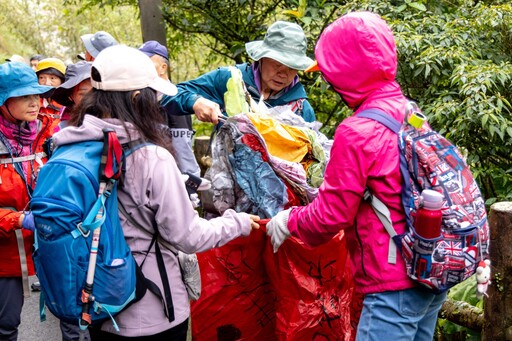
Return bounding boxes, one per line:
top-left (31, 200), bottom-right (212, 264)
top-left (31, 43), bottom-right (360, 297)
top-left (10, 212), bottom-right (23, 231)
top-left (186, 94), bottom-right (202, 113)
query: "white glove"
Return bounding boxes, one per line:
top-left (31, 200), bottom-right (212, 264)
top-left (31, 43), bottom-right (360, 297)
top-left (266, 209), bottom-right (291, 253)
top-left (189, 193), bottom-right (200, 208)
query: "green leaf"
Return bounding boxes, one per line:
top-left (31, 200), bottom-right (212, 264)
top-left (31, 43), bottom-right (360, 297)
top-left (481, 114), bottom-right (488, 126)
top-left (397, 4), bottom-right (407, 12)
top-left (507, 127), bottom-right (512, 138)
top-left (408, 2), bottom-right (427, 11)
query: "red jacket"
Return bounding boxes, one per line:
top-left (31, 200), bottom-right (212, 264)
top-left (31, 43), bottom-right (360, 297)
top-left (0, 117), bottom-right (51, 277)
top-left (35, 99), bottom-right (62, 152)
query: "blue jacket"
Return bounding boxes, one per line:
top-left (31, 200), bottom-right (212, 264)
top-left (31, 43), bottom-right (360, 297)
top-left (162, 63), bottom-right (315, 122)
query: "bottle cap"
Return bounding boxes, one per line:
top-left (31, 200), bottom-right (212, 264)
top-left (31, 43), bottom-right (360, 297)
top-left (421, 189), bottom-right (444, 209)
top-left (405, 101), bottom-right (426, 129)
top-left (408, 112), bottom-right (426, 129)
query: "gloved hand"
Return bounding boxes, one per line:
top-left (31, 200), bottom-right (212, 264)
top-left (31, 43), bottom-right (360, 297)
top-left (266, 209), bottom-right (291, 253)
top-left (21, 211), bottom-right (35, 231)
top-left (189, 193), bottom-right (201, 208)
top-left (182, 173), bottom-right (211, 195)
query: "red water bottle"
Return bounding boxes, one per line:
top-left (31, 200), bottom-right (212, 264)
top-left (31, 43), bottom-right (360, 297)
top-left (414, 189), bottom-right (444, 239)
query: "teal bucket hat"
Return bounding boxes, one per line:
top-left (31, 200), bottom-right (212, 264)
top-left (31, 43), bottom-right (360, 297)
top-left (245, 21), bottom-right (314, 71)
top-left (0, 62), bottom-right (54, 106)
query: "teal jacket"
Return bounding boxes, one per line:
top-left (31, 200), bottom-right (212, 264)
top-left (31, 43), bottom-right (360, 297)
top-left (161, 63), bottom-right (315, 122)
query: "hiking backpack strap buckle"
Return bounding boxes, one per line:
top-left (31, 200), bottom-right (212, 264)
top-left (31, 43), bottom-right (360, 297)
top-left (364, 187), bottom-right (398, 265)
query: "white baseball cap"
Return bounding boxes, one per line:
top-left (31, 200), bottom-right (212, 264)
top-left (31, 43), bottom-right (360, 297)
top-left (90, 45), bottom-right (177, 96)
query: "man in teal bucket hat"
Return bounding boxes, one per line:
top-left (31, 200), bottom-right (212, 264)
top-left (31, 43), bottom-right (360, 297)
top-left (162, 20), bottom-right (316, 124)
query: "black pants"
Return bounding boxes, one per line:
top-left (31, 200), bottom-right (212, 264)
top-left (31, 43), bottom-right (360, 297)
top-left (0, 277), bottom-right (23, 341)
top-left (89, 318), bottom-right (188, 341)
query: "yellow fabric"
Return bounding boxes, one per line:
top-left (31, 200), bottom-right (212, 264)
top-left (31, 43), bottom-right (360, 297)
top-left (36, 58), bottom-right (66, 75)
top-left (248, 113), bottom-right (310, 163)
top-left (224, 67), bottom-right (249, 116)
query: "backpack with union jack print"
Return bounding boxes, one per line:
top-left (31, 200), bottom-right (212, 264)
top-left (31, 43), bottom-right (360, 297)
top-left (359, 103), bottom-right (490, 293)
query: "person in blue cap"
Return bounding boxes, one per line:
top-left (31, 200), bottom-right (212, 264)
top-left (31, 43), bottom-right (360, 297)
top-left (80, 31), bottom-right (118, 62)
top-left (139, 40), bottom-right (210, 205)
top-left (0, 61), bottom-right (53, 341)
top-left (139, 41), bottom-right (202, 178)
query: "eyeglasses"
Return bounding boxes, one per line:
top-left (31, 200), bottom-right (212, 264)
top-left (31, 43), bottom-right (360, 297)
top-left (262, 58), bottom-right (297, 75)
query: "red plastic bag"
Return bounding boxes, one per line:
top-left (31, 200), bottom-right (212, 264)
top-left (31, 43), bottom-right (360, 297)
top-left (263, 232), bottom-right (359, 341)
top-left (191, 228), bottom-right (362, 340)
top-left (191, 229), bottom-right (277, 340)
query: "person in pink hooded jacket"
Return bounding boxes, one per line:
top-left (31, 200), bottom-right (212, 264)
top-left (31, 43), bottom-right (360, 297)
top-left (267, 11), bottom-right (447, 340)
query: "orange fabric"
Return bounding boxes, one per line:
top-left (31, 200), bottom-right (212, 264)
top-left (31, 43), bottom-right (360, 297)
top-left (35, 99), bottom-right (61, 153)
top-left (248, 113), bottom-right (310, 163)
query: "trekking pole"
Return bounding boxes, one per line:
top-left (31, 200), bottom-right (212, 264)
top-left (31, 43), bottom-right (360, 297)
top-left (79, 128), bottom-right (122, 337)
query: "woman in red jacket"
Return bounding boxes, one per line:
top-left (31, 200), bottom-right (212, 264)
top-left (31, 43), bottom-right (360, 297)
top-left (0, 61), bottom-right (53, 340)
top-left (34, 57), bottom-right (66, 150)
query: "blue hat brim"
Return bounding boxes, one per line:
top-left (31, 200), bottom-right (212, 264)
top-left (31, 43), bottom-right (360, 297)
top-left (0, 84), bottom-right (54, 107)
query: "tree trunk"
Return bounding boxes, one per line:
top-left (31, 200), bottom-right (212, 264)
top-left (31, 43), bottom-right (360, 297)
top-left (193, 136), bottom-right (212, 177)
top-left (440, 298), bottom-right (483, 331)
top-left (138, 0), bottom-right (166, 44)
top-left (482, 201), bottom-right (512, 340)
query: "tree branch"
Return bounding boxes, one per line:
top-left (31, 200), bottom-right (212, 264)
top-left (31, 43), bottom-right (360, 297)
top-left (439, 297), bottom-right (483, 332)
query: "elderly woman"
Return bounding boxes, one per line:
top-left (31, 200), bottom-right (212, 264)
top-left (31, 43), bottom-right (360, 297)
top-left (0, 61), bottom-right (53, 341)
top-left (163, 21), bottom-right (315, 124)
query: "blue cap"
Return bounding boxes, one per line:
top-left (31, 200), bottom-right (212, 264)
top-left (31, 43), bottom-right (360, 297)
top-left (139, 40), bottom-right (169, 60)
top-left (0, 62), bottom-right (54, 106)
top-left (81, 31), bottom-right (118, 58)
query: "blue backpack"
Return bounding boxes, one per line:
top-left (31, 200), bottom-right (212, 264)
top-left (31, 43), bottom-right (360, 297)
top-left (31, 129), bottom-right (174, 331)
top-left (359, 105), bottom-right (490, 293)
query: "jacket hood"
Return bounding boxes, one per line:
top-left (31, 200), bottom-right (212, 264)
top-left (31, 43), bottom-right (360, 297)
top-left (52, 114), bottom-right (140, 147)
top-left (315, 12), bottom-right (398, 109)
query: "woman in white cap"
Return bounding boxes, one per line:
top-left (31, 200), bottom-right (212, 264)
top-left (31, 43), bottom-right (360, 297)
top-left (54, 45), bottom-right (260, 340)
top-left (163, 21), bottom-right (315, 124)
top-left (0, 61), bottom-right (53, 341)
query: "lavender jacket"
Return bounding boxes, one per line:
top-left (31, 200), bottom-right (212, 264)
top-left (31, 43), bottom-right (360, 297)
top-left (53, 115), bottom-right (253, 336)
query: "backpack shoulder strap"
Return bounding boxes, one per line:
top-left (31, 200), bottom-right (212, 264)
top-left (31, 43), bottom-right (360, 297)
top-left (358, 108), bottom-right (403, 264)
top-left (118, 144), bottom-right (175, 322)
top-left (122, 139), bottom-right (153, 157)
top-left (363, 188), bottom-right (398, 264)
top-left (0, 139), bottom-right (9, 155)
top-left (357, 108), bottom-right (401, 134)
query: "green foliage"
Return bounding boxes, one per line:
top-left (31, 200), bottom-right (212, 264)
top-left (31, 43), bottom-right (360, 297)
top-left (1, 0), bottom-right (141, 62)
top-left (295, 0), bottom-right (512, 203)
top-left (388, 1), bottom-right (512, 203)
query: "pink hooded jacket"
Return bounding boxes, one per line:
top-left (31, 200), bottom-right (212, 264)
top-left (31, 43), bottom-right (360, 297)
top-left (287, 12), bottom-right (416, 294)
